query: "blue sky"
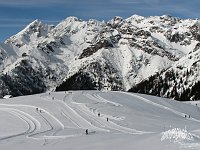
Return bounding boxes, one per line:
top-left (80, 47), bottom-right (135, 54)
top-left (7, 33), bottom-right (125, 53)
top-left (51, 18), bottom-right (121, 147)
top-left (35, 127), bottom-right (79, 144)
top-left (0, 0), bottom-right (199, 42)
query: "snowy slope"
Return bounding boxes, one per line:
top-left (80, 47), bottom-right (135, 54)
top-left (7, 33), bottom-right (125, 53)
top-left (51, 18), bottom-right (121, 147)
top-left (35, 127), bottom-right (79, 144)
top-left (129, 47), bottom-right (200, 101)
top-left (0, 91), bottom-right (200, 149)
top-left (0, 15), bottom-right (199, 98)
top-left (55, 15), bottom-right (199, 92)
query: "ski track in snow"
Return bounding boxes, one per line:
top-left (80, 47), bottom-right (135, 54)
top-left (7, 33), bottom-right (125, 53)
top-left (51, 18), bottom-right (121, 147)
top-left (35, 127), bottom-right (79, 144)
top-left (0, 103), bottom-right (65, 141)
top-left (40, 94), bottom-right (104, 130)
top-left (2, 91), bottom-right (200, 149)
top-left (40, 92), bottom-right (151, 135)
top-left (84, 92), bottom-right (122, 107)
top-left (93, 92), bottom-right (122, 107)
top-left (63, 91), bottom-right (152, 134)
top-left (0, 91), bottom-right (196, 141)
top-left (127, 93), bottom-right (200, 123)
top-left (47, 94), bottom-right (112, 132)
top-left (0, 107), bottom-right (39, 141)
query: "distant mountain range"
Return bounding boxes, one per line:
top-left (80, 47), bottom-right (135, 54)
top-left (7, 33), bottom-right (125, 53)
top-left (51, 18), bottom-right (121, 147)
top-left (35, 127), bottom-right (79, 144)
top-left (0, 15), bottom-right (199, 100)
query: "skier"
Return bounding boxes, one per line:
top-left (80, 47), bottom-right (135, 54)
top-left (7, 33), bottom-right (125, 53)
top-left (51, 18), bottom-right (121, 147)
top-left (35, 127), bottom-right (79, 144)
top-left (52, 97), bottom-right (54, 100)
top-left (107, 117), bottom-right (108, 122)
top-left (98, 113), bottom-right (100, 117)
top-left (86, 129), bottom-right (88, 135)
top-left (36, 108), bottom-right (38, 111)
top-left (185, 115), bottom-right (187, 118)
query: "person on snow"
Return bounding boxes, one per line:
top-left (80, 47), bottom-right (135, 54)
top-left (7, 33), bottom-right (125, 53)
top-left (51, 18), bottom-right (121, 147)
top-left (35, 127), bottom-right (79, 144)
top-left (98, 113), bottom-right (100, 117)
top-left (86, 129), bottom-right (88, 135)
top-left (107, 117), bottom-right (109, 122)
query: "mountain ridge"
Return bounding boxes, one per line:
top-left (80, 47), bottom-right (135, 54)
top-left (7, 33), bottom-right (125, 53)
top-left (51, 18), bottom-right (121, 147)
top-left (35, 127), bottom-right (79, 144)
top-left (0, 14), bottom-right (199, 100)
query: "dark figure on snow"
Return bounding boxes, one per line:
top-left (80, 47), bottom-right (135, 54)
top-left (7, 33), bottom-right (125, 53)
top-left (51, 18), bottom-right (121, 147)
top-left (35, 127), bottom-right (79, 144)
top-left (40, 109), bottom-right (42, 113)
top-left (185, 115), bottom-right (187, 118)
top-left (49, 93), bottom-right (50, 95)
top-left (107, 118), bottom-right (108, 122)
top-left (86, 129), bottom-right (88, 135)
top-left (98, 113), bottom-right (100, 117)
top-left (36, 108), bottom-right (38, 111)
top-left (52, 97), bottom-right (54, 100)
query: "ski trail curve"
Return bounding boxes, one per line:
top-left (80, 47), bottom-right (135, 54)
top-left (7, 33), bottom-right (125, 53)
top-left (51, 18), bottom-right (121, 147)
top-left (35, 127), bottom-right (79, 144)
top-left (127, 93), bottom-right (200, 123)
top-left (93, 92), bottom-right (122, 107)
top-left (72, 102), bottom-right (151, 135)
top-left (0, 108), bottom-right (40, 141)
top-left (0, 103), bottom-right (65, 140)
top-left (41, 94), bottom-right (107, 131)
top-left (66, 92), bottom-right (152, 134)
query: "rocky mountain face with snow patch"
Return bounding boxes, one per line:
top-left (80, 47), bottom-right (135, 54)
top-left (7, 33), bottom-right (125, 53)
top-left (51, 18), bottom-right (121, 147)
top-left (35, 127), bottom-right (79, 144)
top-left (0, 15), bottom-right (199, 100)
top-left (129, 48), bottom-right (200, 101)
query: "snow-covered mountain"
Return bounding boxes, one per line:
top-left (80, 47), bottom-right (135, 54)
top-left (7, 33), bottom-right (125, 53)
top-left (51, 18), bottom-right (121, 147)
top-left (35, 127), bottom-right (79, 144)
top-left (129, 48), bottom-right (200, 101)
top-left (0, 15), bottom-right (199, 100)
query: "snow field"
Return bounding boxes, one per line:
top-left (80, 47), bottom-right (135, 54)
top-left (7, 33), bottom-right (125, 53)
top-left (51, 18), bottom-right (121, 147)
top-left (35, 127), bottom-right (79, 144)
top-left (0, 91), bottom-right (200, 149)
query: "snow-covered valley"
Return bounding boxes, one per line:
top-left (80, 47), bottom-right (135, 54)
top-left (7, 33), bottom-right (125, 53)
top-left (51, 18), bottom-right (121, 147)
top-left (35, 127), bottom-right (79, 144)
top-left (1, 90), bottom-right (200, 150)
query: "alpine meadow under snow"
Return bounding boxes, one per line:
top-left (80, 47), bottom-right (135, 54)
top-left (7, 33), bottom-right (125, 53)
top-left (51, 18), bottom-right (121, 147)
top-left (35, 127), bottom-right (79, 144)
top-left (1, 91), bottom-right (200, 150)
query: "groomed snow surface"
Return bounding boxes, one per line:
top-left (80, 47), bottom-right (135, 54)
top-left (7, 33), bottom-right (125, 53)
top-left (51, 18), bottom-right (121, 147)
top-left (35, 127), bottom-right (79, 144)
top-left (1, 91), bottom-right (200, 150)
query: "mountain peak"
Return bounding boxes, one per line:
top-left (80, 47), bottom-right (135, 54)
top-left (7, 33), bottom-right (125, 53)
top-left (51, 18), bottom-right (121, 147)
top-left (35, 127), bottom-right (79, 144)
top-left (127, 14), bottom-right (145, 21)
top-left (18, 19), bottom-right (43, 34)
top-left (1, 15), bottom-right (200, 100)
top-left (29, 19), bottom-right (41, 25)
top-left (61, 16), bottom-right (82, 24)
top-left (5, 19), bottom-right (53, 48)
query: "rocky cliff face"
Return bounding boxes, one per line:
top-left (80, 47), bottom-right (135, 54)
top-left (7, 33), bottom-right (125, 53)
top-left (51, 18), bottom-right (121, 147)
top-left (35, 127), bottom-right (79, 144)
top-left (0, 15), bottom-right (199, 100)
